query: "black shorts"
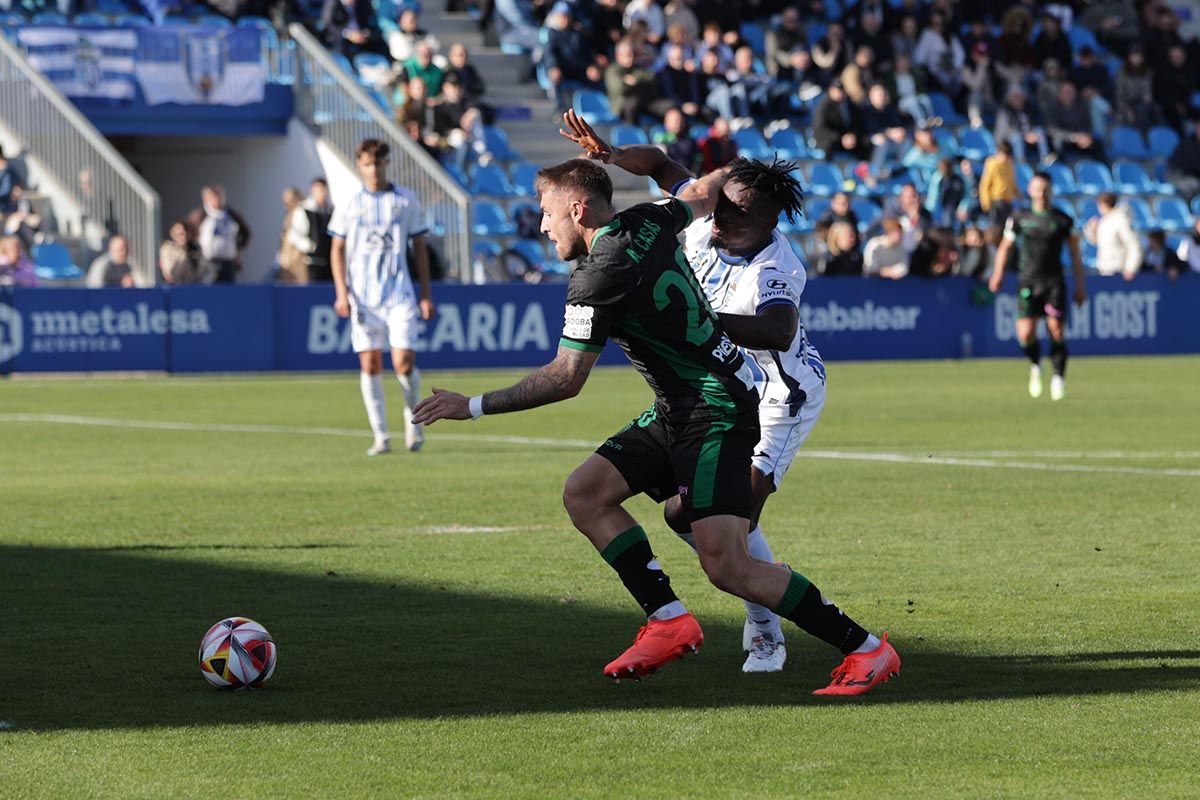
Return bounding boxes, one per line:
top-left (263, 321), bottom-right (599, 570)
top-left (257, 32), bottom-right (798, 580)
top-left (597, 405), bottom-right (759, 523)
top-left (1018, 281), bottom-right (1068, 321)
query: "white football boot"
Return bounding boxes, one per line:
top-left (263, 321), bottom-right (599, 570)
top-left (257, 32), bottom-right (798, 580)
top-left (366, 438), bottom-right (392, 456)
top-left (404, 418), bottom-right (425, 452)
top-left (1028, 363), bottom-right (1044, 398)
top-left (742, 619), bottom-right (787, 673)
top-left (1050, 374), bottom-right (1066, 401)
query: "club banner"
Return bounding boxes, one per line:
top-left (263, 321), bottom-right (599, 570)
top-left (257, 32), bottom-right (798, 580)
top-left (17, 27), bottom-right (138, 101)
top-left (134, 26), bottom-right (265, 106)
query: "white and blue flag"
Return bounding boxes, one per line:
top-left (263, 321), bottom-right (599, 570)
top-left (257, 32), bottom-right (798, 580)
top-left (17, 27), bottom-right (137, 101)
top-left (135, 27), bottom-right (265, 106)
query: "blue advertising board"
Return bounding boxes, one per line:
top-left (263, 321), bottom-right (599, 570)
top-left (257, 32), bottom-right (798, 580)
top-left (0, 276), bottom-right (1196, 374)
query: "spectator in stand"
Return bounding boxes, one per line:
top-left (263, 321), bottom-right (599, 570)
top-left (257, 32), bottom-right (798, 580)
top-left (852, 12), bottom-right (892, 71)
top-left (844, 0), bottom-right (891, 38)
top-left (1032, 13), bottom-right (1072, 74)
top-left (623, 0), bottom-right (665, 45)
top-left (960, 20), bottom-right (995, 58)
top-left (159, 221), bottom-right (208, 286)
top-left (979, 141), bottom-right (1019, 225)
top-left (446, 44), bottom-right (487, 103)
top-left (699, 117), bottom-right (738, 173)
top-left (431, 74), bottom-right (487, 171)
top-left (654, 25), bottom-right (696, 69)
top-left (955, 225), bottom-right (993, 280)
top-left (1080, 0), bottom-right (1140, 56)
top-left (766, 7), bottom-right (806, 75)
top-left (729, 46), bottom-right (782, 118)
top-left (320, 0), bottom-right (386, 58)
top-left (387, 9), bottom-right (439, 63)
top-left (890, 15), bottom-right (920, 62)
top-left (840, 45), bottom-right (876, 106)
top-left (995, 86), bottom-right (1050, 165)
top-left (814, 80), bottom-right (863, 157)
top-left (995, 6), bottom-right (1036, 85)
top-left (1072, 47), bottom-right (1112, 101)
top-left (1045, 81), bottom-right (1106, 160)
top-left (863, 83), bottom-right (910, 181)
top-left (0, 148), bottom-right (18, 216)
top-left (807, 219), bottom-right (832, 271)
top-left (1153, 45), bottom-right (1195, 132)
top-left (696, 22), bottom-right (734, 72)
top-left (1115, 44), bottom-right (1156, 130)
top-left (653, 107), bottom-right (702, 173)
top-left (813, 22), bottom-right (854, 83)
top-left (1168, 121), bottom-right (1200, 199)
top-left (926, 157), bottom-right (966, 229)
top-left (2, 186), bottom-right (43, 250)
top-left (913, 11), bottom-right (964, 96)
top-left (888, 53), bottom-right (936, 127)
top-left (657, 44), bottom-right (705, 121)
top-left (288, 178), bottom-right (334, 283)
top-left (961, 41), bottom-right (998, 129)
top-left (863, 218), bottom-right (909, 279)
top-left (819, 222), bottom-right (864, 276)
top-left (884, 183), bottom-right (932, 251)
top-left (86, 234), bottom-right (137, 288)
top-left (1142, 230), bottom-right (1185, 278)
top-left (908, 227), bottom-right (957, 278)
top-left (186, 185), bottom-right (251, 285)
top-left (1176, 218), bottom-right (1200, 274)
top-left (778, 49), bottom-right (824, 106)
top-left (1084, 192), bottom-right (1142, 280)
top-left (663, 0), bottom-right (699, 42)
top-left (699, 48), bottom-right (748, 121)
top-left (1143, 6), bottom-right (1187, 74)
top-left (394, 76), bottom-right (432, 129)
top-left (541, 5), bottom-right (602, 113)
top-left (0, 235), bottom-right (36, 287)
top-left (277, 187), bottom-right (308, 284)
top-left (1037, 58), bottom-right (1066, 120)
top-left (490, 0), bottom-right (541, 53)
top-left (606, 39), bottom-right (668, 124)
top-left (402, 42), bottom-right (445, 98)
top-left (902, 125), bottom-right (942, 187)
top-left (817, 192), bottom-right (859, 229)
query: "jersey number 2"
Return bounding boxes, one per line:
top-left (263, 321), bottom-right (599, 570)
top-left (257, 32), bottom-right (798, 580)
top-left (653, 258), bottom-right (715, 346)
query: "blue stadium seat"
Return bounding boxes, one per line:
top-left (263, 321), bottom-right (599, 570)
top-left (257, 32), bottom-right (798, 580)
top-left (471, 163), bottom-right (515, 197)
top-left (1127, 197), bottom-right (1153, 230)
top-left (1080, 239), bottom-right (1097, 269)
top-left (1075, 197), bottom-right (1099, 222)
top-left (851, 198), bottom-right (881, 232)
top-left (929, 93), bottom-right (965, 126)
top-left (471, 200), bottom-right (516, 236)
top-left (806, 162), bottom-right (843, 197)
top-left (1147, 126), bottom-right (1180, 160)
top-left (364, 88), bottom-right (390, 111)
top-left (509, 236), bottom-right (547, 267)
top-left (1067, 25), bottom-right (1101, 54)
top-left (32, 242), bottom-right (83, 281)
top-left (237, 15), bottom-right (273, 28)
top-left (1044, 162), bottom-right (1077, 194)
top-left (1109, 126), bottom-right (1147, 160)
top-left (95, 0), bottom-right (131, 12)
top-left (73, 12), bottom-right (110, 24)
top-left (1112, 161), bottom-right (1155, 195)
top-left (482, 126), bottom-right (520, 161)
top-left (1075, 160), bottom-right (1114, 194)
top-left (353, 51), bottom-right (390, 74)
top-left (329, 52), bottom-right (353, 74)
top-left (690, 122), bottom-right (712, 142)
top-left (112, 12), bottom-right (150, 25)
top-left (31, 11), bottom-right (69, 24)
top-left (611, 124), bottom-right (648, 147)
top-left (509, 161), bottom-right (539, 197)
top-left (805, 198), bottom-right (831, 221)
top-left (768, 128), bottom-right (808, 159)
top-left (1015, 162), bottom-right (1034, 193)
top-left (733, 128), bottom-right (773, 160)
top-left (1155, 197), bottom-right (1191, 232)
top-left (958, 128), bottom-right (995, 160)
top-left (1052, 198), bottom-right (1076, 220)
top-left (739, 21), bottom-right (766, 56)
top-left (572, 89), bottom-right (618, 125)
top-left (776, 209), bottom-right (803, 234)
top-left (443, 163), bottom-right (469, 188)
top-left (933, 127), bottom-right (959, 154)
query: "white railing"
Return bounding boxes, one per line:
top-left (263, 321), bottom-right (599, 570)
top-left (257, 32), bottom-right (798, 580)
top-left (0, 32), bottom-right (161, 286)
top-left (288, 23), bottom-right (471, 280)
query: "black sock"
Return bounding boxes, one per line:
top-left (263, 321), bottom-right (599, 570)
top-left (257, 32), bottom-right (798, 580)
top-left (1019, 336), bottom-right (1041, 366)
top-left (600, 526), bottom-right (680, 617)
top-left (773, 571), bottom-right (869, 655)
top-left (1049, 338), bottom-right (1068, 377)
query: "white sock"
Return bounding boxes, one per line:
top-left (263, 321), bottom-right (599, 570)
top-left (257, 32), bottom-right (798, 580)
top-left (359, 372), bottom-right (388, 442)
top-left (648, 599), bottom-right (688, 621)
top-left (744, 526), bottom-right (782, 635)
top-left (397, 367), bottom-right (421, 422)
top-left (852, 633), bottom-right (882, 654)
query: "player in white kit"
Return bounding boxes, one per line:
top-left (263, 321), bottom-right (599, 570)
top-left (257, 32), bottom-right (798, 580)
top-left (330, 139), bottom-right (436, 454)
top-left (561, 111), bottom-right (826, 673)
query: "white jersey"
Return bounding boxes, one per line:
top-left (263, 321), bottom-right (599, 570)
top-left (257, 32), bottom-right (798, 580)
top-left (328, 183), bottom-right (429, 309)
top-left (682, 214), bottom-right (826, 417)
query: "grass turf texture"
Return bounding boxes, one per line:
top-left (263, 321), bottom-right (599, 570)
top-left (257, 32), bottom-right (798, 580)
top-left (1, 356), bottom-right (1198, 799)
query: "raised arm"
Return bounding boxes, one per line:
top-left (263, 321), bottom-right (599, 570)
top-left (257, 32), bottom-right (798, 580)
top-left (559, 109), bottom-right (693, 196)
top-left (412, 345), bottom-right (601, 424)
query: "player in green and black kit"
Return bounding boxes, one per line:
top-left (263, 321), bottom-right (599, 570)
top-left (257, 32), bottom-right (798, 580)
top-left (414, 159), bottom-right (898, 695)
top-left (989, 172), bottom-right (1087, 401)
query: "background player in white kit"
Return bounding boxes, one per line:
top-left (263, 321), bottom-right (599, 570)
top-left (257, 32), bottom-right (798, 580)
top-left (331, 139), bottom-right (436, 454)
top-left (561, 111), bottom-right (827, 673)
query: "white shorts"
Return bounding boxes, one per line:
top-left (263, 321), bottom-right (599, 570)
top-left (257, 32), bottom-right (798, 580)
top-left (752, 380), bottom-right (826, 488)
top-left (350, 301), bottom-right (418, 352)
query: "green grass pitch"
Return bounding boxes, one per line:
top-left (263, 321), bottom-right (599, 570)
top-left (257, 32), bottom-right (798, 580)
top-left (1, 356), bottom-right (1198, 798)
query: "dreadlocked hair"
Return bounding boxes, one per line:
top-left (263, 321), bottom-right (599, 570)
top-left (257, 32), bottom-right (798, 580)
top-left (725, 156), bottom-right (807, 223)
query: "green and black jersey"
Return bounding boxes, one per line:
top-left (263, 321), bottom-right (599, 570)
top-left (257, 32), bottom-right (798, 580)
top-left (1003, 208), bottom-right (1076, 287)
top-left (560, 197), bottom-right (758, 423)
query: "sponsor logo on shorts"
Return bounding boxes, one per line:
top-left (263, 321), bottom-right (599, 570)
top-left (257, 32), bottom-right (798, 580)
top-left (678, 485), bottom-right (689, 497)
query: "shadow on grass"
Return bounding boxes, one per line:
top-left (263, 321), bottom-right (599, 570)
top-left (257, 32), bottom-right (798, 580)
top-left (3, 546), bottom-right (1197, 732)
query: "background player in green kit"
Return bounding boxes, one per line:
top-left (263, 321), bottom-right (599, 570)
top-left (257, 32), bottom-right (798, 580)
top-left (413, 158), bottom-right (898, 696)
top-left (989, 172), bottom-right (1088, 401)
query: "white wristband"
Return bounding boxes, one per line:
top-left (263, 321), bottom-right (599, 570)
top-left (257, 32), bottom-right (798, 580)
top-left (468, 395), bottom-right (485, 420)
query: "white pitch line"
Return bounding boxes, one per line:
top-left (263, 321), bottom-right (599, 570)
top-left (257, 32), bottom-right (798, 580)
top-left (2, 413), bottom-right (1197, 478)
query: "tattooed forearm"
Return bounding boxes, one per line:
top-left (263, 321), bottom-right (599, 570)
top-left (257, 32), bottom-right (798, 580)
top-left (482, 347), bottom-right (591, 414)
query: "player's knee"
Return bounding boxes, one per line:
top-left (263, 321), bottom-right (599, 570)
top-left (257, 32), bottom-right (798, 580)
top-left (697, 548), bottom-right (748, 595)
top-left (561, 469), bottom-right (593, 525)
top-left (662, 496), bottom-right (689, 534)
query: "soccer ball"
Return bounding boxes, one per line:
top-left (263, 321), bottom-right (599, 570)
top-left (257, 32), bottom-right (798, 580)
top-left (198, 616), bottom-right (277, 689)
